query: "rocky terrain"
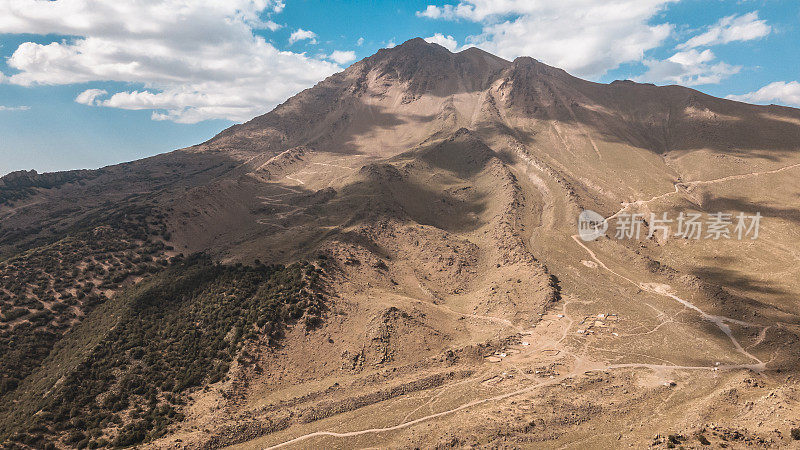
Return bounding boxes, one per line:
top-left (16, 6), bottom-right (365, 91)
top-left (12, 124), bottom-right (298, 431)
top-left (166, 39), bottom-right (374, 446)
top-left (2, 38), bottom-right (800, 448)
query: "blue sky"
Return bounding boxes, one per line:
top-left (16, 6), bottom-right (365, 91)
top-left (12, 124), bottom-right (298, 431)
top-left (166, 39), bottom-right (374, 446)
top-left (1, 0), bottom-right (798, 175)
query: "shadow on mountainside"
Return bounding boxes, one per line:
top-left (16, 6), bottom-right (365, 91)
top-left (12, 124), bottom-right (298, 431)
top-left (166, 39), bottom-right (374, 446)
top-left (700, 195), bottom-right (800, 226)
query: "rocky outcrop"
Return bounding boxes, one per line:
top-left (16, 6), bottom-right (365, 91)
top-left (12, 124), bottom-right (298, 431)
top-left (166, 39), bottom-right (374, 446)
top-left (0, 169), bottom-right (96, 204)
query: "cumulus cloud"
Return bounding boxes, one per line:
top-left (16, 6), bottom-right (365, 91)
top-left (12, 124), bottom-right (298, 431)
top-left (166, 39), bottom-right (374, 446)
top-left (0, 105), bottom-right (30, 111)
top-left (727, 81), bottom-right (800, 107)
top-left (327, 50), bottom-right (357, 65)
top-left (635, 11), bottom-right (770, 86)
top-left (289, 28), bottom-right (317, 44)
top-left (424, 33), bottom-right (458, 52)
top-left (417, 4), bottom-right (459, 19)
top-left (264, 20), bottom-right (283, 32)
top-left (75, 89), bottom-right (108, 106)
top-left (356, 37), bottom-right (365, 46)
top-left (639, 49), bottom-right (740, 86)
top-left (417, 0), bottom-right (677, 78)
top-left (0, 1), bottom-right (341, 123)
top-left (678, 12), bottom-right (771, 50)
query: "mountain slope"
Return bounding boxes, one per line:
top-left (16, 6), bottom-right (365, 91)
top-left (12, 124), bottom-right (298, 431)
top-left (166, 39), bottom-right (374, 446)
top-left (2, 38), bottom-right (800, 448)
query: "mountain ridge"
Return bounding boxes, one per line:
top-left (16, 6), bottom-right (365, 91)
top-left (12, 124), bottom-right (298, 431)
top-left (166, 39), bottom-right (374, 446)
top-left (2, 37), bottom-right (800, 449)
top-left (196, 37), bottom-right (800, 165)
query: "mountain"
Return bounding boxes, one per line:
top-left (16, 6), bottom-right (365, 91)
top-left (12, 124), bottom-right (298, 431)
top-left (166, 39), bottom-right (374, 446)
top-left (2, 38), bottom-right (800, 448)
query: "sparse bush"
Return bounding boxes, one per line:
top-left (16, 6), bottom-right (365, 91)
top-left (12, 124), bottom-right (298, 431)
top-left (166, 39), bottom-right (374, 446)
top-left (2, 256), bottom-right (324, 446)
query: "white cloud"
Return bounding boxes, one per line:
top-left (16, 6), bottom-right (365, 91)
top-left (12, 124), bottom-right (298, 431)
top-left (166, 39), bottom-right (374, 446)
top-left (417, 0), bottom-right (678, 78)
top-left (637, 11), bottom-right (769, 88)
top-left (727, 81), bottom-right (800, 107)
top-left (0, 1), bottom-right (341, 123)
top-left (289, 28), bottom-right (317, 44)
top-left (417, 5), bottom-right (448, 19)
top-left (639, 49), bottom-right (740, 86)
top-left (356, 37), bottom-right (365, 46)
top-left (416, 3), bottom-right (478, 20)
top-left (0, 105), bottom-right (30, 111)
top-left (385, 40), bottom-right (396, 49)
top-left (678, 12), bottom-right (771, 50)
top-left (424, 33), bottom-right (458, 51)
top-left (75, 89), bottom-right (108, 106)
top-left (264, 20), bottom-right (283, 32)
top-left (328, 50), bottom-right (357, 65)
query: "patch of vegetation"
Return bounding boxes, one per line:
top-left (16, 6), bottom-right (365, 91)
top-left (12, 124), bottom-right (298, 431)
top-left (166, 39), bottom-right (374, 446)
top-left (791, 428), bottom-right (800, 440)
top-left (666, 434), bottom-right (685, 448)
top-left (548, 274), bottom-right (562, 302)
top-left (0, 203), bottom-right (171, 400)
top-left (0, 198), bottom-right (169, 255)
top-left (0, 255), bottom-right (325, 448)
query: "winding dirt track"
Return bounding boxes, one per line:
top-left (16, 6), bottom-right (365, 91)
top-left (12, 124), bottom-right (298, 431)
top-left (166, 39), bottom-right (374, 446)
top-left (260, 158), bottom-right (800, 450)
top-left (266, 374), bottom-right (566, 449)
top-left (571, 235), bottom-right (764, 368)
top-left (567, 161), bottom-right (800, 370)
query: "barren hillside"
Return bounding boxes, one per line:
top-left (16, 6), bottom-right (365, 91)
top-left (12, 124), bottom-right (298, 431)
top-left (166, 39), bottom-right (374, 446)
top-left (2, 38), bottom-right (800, 449)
